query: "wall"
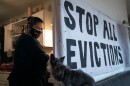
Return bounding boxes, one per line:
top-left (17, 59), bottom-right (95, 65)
top-left (84, 0), bottom-right (128, 23)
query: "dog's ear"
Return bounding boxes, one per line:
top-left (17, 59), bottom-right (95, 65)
top-left (50, 54), bottom-right (55, 62)
top-left (59, 56), bottom-right (65, 63)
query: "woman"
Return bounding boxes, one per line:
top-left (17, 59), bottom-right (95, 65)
top-left (8, 16), bottom-right (51, 86)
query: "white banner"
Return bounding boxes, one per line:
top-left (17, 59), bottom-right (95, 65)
top-left (53, 0), bottom-right (129, 77)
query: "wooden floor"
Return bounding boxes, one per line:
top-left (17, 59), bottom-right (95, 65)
top-left (0, 71), bottom-right (9, 86)
top-left (0, 81), bottom-right (8, 86)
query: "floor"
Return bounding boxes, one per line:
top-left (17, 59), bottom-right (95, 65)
top-left (0, 71), bottom-right (9, 86)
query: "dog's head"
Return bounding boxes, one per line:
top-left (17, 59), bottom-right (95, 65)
top-left (50, 54), bottom-right (66, 80)
top-left (50, 54), bottom-right (65, 68)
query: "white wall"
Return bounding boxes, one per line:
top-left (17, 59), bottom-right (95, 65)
top-left (83, 0), bottom-right (128, 23)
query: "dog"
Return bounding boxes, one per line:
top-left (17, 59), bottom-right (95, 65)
top-left (47, 54), bottom-right (63, 86)
top-left (50, 54), bottom-right (95, 86)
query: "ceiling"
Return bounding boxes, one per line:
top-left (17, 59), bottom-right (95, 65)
top-left (0, 0), bottom-right (44, 24)
top-left (0, 0), bottom-right (130, 25)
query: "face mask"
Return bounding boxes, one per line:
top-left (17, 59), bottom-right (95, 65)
top-left (30, 27), bottom-right (42, 38)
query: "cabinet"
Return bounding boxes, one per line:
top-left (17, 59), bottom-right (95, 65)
top-left (4, 24), bottom-right (13, 51)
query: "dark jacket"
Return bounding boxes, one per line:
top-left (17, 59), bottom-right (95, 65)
top-left (8, 33), bottom-right (49, 86)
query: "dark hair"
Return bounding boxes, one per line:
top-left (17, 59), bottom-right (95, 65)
top-left (27, 16), bottom-right (43, 28)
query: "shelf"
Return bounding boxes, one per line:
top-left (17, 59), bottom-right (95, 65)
top-left (12, 18), bottom-right (27, 26)
top-left (12, 34), bottom-right (21, 37)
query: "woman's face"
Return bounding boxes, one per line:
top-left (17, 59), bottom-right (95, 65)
top-left (30, 22), bottom-right (43, 38)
